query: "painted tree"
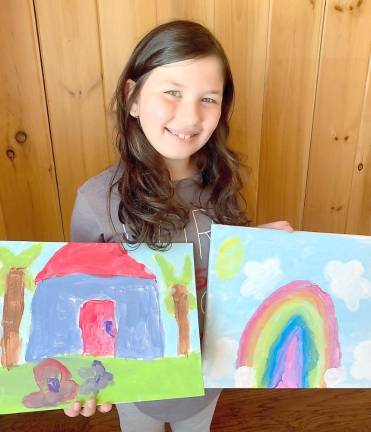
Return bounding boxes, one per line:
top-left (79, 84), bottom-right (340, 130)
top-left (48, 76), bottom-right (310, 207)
top-left (155, 254), bottom-right (197, 355)
top-left (0, 243), bottom-right (43, 368)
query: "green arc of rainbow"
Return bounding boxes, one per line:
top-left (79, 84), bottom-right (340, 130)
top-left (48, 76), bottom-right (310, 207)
top-left (236, 280), bottom-right (341, 388)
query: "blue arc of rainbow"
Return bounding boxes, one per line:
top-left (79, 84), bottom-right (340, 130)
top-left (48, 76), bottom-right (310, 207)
top-left (236, 280), bottom-right (341, 388)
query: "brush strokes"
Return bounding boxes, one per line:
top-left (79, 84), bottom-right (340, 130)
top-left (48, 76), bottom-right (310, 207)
top-left (203, 225), bottom-right (371, 389)
top-left (0, 241), bottom-right (203, 414)
top-left (0, 243), bottom-right (43, 368)
top-left (237, 281), bottom-right (341, 388)
top-left (22, 358), bottom-right (79, 408)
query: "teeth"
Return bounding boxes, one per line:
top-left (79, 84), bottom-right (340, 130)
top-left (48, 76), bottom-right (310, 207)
top-left (167, 129), bottom-right (193, 140)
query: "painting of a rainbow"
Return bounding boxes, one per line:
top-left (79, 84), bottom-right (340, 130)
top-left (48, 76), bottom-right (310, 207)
top-left (202, 225), bottom-right (371, 389)
top-left (0, 241), bottom-right (203, 414)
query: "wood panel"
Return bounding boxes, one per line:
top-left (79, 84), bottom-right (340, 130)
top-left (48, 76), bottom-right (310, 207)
top-left (34, 0), bottom-right (111, 239)
top-left (346, 52), bottom-right (371, 234)
top-left (303, 0), bottom-right (371, 233)
top-left (1, 0), bottom-right (371, 239)
top-left (97, 0), bottom-right (156, 159)
top-left (215, 0), bottom-right (270, 225)
top-left (2, 389), bottom-right (371, 431)
top-left (257, 0), bottom-right (325, 228)
top-left (0, 204), bottom-right (7, 239)
top-left (156, 0), bottom-right (214, 28)
top-left (0, 0), bottom-right (64, 241)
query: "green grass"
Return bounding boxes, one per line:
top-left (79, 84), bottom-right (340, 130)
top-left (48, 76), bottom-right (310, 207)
top-left (0, 353), bottom-right (204, 414)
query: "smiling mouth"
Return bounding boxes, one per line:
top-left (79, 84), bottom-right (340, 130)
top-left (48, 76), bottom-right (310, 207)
top-left (165, 128), bottom-right (198, 141)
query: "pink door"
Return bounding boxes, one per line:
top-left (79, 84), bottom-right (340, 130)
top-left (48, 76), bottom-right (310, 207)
top-left (79, 300), bottom-right (117, 356)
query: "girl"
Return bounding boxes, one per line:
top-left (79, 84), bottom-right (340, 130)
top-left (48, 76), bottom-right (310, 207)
top-left (64, 20), bottom-right (292, 432)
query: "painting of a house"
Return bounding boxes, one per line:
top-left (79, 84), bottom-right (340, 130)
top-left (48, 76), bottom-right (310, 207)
top-left (26, 243), bottom-right (164, 361)
top-left (0, 241), bottom-right (203, 414)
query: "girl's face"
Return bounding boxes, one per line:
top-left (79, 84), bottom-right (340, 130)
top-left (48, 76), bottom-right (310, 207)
top-left (129, 55), bottom-right (224, 179)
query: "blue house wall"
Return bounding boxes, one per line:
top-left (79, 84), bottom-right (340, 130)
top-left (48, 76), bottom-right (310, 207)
top-left (26, 274), bottom-right (164, 362)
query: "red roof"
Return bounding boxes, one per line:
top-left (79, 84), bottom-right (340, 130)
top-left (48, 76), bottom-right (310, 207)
top-left (35, 243), bottom-right (156, 282)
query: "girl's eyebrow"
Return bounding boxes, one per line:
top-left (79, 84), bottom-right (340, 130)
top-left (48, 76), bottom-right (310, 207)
top-left (162, 81), bottom-right (222, 96)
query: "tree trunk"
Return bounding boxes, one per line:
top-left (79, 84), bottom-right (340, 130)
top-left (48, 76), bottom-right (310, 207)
top-left (1, 268), bottom-right (25, 368)
top-left (171, 283), bottom-right (190, 355)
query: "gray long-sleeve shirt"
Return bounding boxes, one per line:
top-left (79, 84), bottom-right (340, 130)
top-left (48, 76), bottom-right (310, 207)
top-left (70, 165), bottom-right (220, 422)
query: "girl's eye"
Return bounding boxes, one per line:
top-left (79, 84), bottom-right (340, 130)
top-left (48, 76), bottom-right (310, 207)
top-left (202, 97), bottom-right (217, 104)
top-left (165, 90), bottom-right (181, 97)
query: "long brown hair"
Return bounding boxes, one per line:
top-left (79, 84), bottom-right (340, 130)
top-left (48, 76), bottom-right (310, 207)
top-left (111, 20), bottom-right (249, 250)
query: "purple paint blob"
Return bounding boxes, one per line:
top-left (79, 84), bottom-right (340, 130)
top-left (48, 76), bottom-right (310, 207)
top-left (78, 360), bottom-right (114, 395)
top-left (47, 377), bottom-right (61, 393)
top-left (22, 359), bottom-right (79, 409)
top-left (104, 320), bottom-right (115, 337)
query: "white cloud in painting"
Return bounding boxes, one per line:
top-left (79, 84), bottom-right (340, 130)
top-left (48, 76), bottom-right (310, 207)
top-left (203, 336), bottom-right (239, 380)
top-left (350, 340), bottom-right (371, 381)
top-left (324, 260), bottom-right (371, 312)
top-left (323, 367), bottom-right (347, 387)
top-left (240, 258), bottom-right (283, 299)
top-left (234, 366), bottom-right (256, 388)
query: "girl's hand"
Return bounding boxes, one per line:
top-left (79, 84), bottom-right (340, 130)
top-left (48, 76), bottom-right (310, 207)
top-left (64, 399), bottom-right (112, 417)
top-left (258, 220), bottom-right (294, 233)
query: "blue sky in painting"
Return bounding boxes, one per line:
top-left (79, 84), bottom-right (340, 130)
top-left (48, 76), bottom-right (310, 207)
top-left (204, 226), bottom-right (371, 388)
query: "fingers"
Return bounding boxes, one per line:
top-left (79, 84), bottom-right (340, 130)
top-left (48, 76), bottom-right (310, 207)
top-left (274, 220), bottom-right (294, 232)
top-left (258, 220), bottom-right (294, 232)
top-left (97, 403), bottom-right (113, 413)
top-left (80, 399), bottom-right (98, 417)
top-left (64, 399), bottom-right (111, 417)
top-left (64, 401), bottom-right (83, 417)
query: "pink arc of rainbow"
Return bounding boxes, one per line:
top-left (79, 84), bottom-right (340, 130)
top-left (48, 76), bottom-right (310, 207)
top-left (236, 280), bottom-right (341, 388)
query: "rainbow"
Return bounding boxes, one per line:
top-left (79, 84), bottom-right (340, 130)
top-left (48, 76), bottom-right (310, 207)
top-left (236, 280), bottom-right (341, 388)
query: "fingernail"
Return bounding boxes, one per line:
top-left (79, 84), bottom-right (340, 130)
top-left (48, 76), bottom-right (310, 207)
top-left (73, 402), bottom-right (80, 410)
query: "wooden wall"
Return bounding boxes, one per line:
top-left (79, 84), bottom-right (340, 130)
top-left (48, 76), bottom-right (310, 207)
top-left (1, 0), bottom-right (370, 241)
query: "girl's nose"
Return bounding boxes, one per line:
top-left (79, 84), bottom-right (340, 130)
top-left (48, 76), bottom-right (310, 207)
top-left (176, 99), bottom-right (201, 127)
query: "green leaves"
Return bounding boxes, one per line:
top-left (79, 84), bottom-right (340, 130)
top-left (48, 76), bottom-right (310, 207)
top-left (179, 256), bottom-right (193, 287)
top-left (15, 243), bottom-right (44, 268)
top-left (154, 254), bottom-right (193, 287)
top-left (154, 253), bottom-right (197, 315)
top-left (0, 243), bottom-right (44, 295)
top-left (0, 248), bottom-right (13, 296)
top-left (154, 254), bottom-right (176, 288)
top-left (0, 247), bottom-right (16, 267)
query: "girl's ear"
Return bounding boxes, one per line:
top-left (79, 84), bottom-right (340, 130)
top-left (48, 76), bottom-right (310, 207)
top-left (125, 79), bottom-right (139, 118)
